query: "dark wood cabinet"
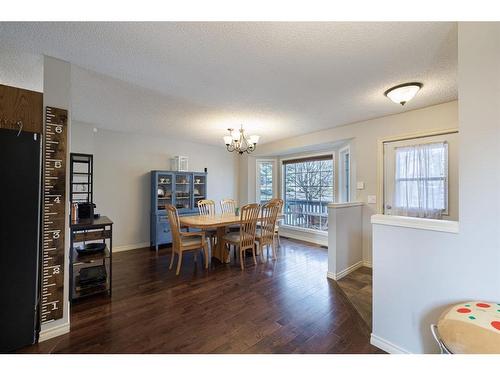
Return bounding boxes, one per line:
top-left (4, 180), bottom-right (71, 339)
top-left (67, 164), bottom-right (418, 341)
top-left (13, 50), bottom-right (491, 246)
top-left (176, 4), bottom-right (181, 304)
top-left (0, 84), bottom-right (43, 134)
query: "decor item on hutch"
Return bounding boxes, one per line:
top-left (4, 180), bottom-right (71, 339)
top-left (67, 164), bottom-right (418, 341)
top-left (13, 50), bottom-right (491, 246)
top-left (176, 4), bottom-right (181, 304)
top-left (171, 156), bottom-right (189, 171)
top-left (384, 82), bottom-right (423, 105)
top-left (223, 125), bottom-right (260, 154)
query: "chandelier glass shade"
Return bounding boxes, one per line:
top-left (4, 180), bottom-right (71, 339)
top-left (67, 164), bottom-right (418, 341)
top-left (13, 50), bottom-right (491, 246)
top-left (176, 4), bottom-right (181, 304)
top-left (223, 125), bottom-right (260, 154)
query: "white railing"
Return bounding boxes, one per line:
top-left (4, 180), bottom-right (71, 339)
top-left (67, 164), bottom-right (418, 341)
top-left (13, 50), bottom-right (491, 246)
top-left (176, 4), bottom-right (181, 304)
top-left (283, 199), bottom-right (330, 231)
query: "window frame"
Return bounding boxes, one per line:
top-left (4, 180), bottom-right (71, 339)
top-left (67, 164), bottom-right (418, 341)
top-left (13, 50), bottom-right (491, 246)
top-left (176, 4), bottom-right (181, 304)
top-left (256, 159), bottom-right (277, 204)
top-left (280, 153), bottom-right (335, 232)
top-left (339, 145), bottom-right (351, 203)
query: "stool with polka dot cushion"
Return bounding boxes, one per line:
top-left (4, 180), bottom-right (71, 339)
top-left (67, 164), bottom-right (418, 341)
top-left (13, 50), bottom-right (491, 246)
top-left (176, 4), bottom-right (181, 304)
top-left (431, 301), bottom-right (500, 353)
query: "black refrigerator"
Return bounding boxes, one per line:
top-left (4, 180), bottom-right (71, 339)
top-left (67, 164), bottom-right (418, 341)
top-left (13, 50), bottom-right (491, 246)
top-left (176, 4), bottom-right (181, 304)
top-left (0, 128), bottom-right (41, 352)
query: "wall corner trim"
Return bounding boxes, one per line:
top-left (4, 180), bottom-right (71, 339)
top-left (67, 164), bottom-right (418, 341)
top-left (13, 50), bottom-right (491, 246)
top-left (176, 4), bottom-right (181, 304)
top-left (362, 260), bottom-right (372, 268)
top-left (39, 322), bottom-right (70, 342)
top-left (371, 214), bottom-right (459, 234)
top-left (370, 334), bottom-right (411, 354)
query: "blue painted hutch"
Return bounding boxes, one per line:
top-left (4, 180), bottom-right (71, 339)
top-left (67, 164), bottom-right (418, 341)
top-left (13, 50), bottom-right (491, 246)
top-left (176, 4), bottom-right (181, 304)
top-left (150, 170), bottom-right (207, 250)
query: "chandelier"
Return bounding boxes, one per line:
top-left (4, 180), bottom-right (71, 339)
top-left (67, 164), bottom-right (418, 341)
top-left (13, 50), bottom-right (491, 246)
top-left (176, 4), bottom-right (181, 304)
top-left (223, 125), bottom-right (260, 154)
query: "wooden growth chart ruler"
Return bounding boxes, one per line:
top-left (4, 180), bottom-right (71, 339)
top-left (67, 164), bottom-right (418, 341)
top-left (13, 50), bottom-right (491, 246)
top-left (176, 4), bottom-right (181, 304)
top-left (40, 106), bottom-right (67, 323)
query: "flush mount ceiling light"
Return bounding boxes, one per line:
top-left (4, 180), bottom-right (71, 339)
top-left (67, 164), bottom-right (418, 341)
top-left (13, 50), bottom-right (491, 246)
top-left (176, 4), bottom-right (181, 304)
top-left (223, 125), bottom-right (260, 154)
top-left (384, 82), bottom-right (423, 106)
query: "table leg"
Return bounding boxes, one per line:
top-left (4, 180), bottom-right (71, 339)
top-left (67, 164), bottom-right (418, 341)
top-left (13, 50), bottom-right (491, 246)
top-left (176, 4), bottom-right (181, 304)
top-left (214, 226), bottom-right (230, 263)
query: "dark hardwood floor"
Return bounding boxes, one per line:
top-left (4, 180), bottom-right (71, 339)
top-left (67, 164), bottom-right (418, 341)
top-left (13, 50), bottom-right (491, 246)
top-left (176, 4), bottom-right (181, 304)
top-left (336, 267), bottom-right (373, 329)
top-left (21, 238), bottom-right (383, 354)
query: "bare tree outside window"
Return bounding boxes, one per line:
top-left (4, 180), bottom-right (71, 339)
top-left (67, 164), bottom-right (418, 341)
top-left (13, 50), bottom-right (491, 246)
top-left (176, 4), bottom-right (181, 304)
top-left (258, 161), bottom-right (274, 203)
top-left (283, 157), bottom-right (334, 231)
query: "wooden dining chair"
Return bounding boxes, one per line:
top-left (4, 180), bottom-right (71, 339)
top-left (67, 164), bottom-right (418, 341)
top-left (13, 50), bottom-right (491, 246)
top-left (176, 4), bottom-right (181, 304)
top-left (220, 199), bottom-right (237, 214)
top-left (166, 204), bottom-right (209, 275)
top-left (269, 198), bottom-right (284, 247)
top-left (197, 199), bottom-right (217, 252)
top-left (220, 198), bottom-right (239, 232)
top-left (222, 203), bottom-right (260, 270)
top-left (255, 200), bottom-right (281, 261)
top-left (198, 199), bottom-right (216, 215)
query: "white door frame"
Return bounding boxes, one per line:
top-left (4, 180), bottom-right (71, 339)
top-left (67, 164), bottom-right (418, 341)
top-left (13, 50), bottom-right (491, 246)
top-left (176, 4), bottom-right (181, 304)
top-left (376, 128), bottom-right (458, 214)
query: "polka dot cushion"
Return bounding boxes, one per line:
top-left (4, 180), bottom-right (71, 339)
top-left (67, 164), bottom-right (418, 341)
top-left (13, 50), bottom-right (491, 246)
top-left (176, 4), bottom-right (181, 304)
top-left (438, 301), bottom-right (500, 354)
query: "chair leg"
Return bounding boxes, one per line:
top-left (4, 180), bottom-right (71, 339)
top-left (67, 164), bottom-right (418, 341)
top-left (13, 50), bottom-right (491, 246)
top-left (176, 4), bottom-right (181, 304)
top-left (176, 251), bottom-right (183, 275)
top-left (204, 244), bottom-right (209, 269)
top-left (252, 245), bottom-right (257, 265)
top-left (256, 242), bottom-right (264, 263)
top-left (239, 247), bottom-right (245, 270)
top-left (169, 248), bottom-right (175, 270)
top-left (271, 241), bottom-right (277, 260)
top-left (277, 234), bottom-right (281, 247)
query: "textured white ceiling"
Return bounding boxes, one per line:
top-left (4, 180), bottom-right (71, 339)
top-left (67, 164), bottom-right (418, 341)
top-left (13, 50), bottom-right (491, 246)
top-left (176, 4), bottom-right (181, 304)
top-left (0, 22), bottom-right (457, 145)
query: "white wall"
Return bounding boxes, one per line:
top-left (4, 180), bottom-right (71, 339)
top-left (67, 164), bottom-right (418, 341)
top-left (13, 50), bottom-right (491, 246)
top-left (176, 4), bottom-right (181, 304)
top-left (457, 23), bottom-right (500, 281)
top-left (327, 203), bottom-right (364, 280)
top-left (371, 218), bottom-right (460, 353)
top-left (71, 122), bottom-right (238, 249)
top-left (370, 22), bottom-right (500, 354)
top-left (240, 101), bottom-right (458, 262)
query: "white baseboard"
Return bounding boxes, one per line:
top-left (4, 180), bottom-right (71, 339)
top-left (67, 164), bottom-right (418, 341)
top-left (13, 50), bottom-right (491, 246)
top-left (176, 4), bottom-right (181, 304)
top-left (279, 227), bottom-right (328, 247)
top-left (39, 322), bottom-right (70, 342)
top-left (370, 334), bottom-right (410, 354)
top-left (327, 260), bottom-right (363, 281)
top-left (326, 271), bottom-right (336, 280)
top-left (363, 260), bottom-right (372, 268)
top-left (114, 242), bottom-right (150, 252)
top-left (335, 260), bottom-right (363, 280)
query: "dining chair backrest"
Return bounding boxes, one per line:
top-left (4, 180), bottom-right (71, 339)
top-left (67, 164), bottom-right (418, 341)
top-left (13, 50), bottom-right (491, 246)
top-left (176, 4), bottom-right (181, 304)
top-left (166, 204), bottom-right (181, 250)
top-left (259, 200), bottom-right (281, 243)
top-left (220, 199), bottom-right (237, 214)
top-left (198, 199), bottom-right (216, 216)
top-left (269, 198), bottom-right (284, 211)
top-left (238, 203), bottom-right (261, 249)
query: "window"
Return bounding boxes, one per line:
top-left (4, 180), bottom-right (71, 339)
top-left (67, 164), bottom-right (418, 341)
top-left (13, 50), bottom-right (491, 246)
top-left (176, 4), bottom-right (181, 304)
top-left (393, 142), bottom-right (448, 218)
top-left (256, 160), bottom-right (275, 203)
top-left (339, 146), bottom-right (351, 203)
top-left (283, 155), bottom-right (334, 231)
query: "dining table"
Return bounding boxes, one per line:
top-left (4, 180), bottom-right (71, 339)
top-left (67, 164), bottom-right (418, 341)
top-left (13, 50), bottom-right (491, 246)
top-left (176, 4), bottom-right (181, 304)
top-left (179, 213), bottom-right (283, 263)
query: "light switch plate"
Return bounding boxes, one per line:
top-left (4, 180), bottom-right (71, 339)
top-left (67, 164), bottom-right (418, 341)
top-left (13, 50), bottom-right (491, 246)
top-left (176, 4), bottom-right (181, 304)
top-left (367, 195), bottom-right (377, 204)
top-left (356, 181), bottom-right (365, 190)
